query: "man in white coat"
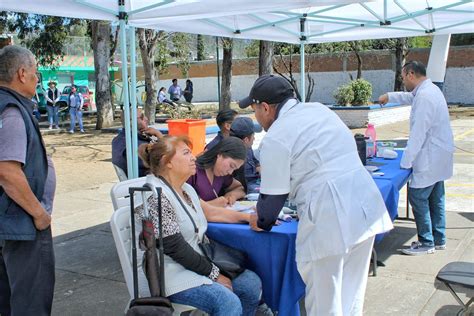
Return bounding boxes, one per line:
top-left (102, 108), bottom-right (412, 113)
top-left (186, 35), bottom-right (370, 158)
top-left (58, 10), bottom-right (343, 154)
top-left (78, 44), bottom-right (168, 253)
top-left (379, 61), bottom-right (454, 255)
top-left (240, 75), bottom-right (393, 315)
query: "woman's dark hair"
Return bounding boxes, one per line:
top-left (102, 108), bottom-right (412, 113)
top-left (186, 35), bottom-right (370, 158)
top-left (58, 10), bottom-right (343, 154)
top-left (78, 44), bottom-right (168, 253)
top-left (196, 136), bottom-right (246, 169)
top-left (159, 87), bottom-right (166, 92)
top-left (216, 109), bottom-right (238, 128)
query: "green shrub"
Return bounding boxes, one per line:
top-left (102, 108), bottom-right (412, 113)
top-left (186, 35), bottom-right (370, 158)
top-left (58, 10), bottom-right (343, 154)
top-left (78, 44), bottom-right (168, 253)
top-left (333, 84), bottom-right (354, 106)
top-left (349, 79), bottom-right (372, 105)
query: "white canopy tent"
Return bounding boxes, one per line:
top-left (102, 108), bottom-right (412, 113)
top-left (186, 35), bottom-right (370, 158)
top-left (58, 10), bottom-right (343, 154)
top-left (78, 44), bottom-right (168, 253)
top-left (132, 0), bottom-right (473, 44)
top-left (1, 0), bottom-right (370, 179)
top-left (132, 0), bottom-right (473, 101)
top-left (1, 0), bottom-right (472, 178)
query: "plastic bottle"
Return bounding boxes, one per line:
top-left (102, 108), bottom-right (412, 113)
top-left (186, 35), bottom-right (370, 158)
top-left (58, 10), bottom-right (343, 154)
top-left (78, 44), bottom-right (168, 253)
top-left (365, 123), bottom-right (377, 158)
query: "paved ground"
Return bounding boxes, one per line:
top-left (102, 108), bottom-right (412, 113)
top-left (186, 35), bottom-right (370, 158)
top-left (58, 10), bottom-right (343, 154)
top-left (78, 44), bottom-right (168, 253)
top-left (40, 108), bottom-right (473, 316)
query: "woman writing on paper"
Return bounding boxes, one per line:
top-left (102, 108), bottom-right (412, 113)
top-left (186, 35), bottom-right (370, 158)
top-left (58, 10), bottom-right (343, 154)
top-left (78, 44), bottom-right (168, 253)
top-left (187, 137), bottom-right (247, 207)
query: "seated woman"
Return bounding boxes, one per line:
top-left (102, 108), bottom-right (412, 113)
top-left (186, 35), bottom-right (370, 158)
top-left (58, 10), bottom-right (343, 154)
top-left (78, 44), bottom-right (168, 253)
top-left (158, 87), bottom-right (176, 108)
top-left (188, 137), bottom-right (247, 208)
top-left (135, 136), bottom-right (261, 315)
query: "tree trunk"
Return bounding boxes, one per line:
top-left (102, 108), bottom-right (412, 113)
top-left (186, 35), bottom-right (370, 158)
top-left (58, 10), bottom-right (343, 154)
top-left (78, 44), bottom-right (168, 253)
top-left (355, 51), bottom-right (362, 79)
top-left (138, 28), bottom-right (159, 122)
top-left (394, 37), bottom-right (408, 91)
top-left (91, 21), bottom-right (114, 129)
top-left (258, 40), bottom-right (273, 76)
top-left (220, 38), bottom-right (233, 110)
top-left (197, 34), bottom-right (205, 61)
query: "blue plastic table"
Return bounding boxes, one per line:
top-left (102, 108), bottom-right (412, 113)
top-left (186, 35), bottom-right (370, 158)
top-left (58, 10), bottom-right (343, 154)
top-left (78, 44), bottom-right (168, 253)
top-left (207, 154), bottom-right (411, 315)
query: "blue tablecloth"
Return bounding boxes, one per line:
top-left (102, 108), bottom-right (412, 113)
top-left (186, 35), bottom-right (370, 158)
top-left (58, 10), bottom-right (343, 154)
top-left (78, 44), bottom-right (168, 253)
top-left (207, 221), bottom-right (303, 316)
top-left (368, 150), bottom-right (411, 191)
top-left (207, 155), bottom-right (412, 315)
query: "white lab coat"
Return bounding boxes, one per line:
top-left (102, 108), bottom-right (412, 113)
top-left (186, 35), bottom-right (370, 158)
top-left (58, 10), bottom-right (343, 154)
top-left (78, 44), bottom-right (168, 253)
top-left (388, 79), bottom-right (454, 188)
top-left (259, 100), bottom-right (393, 262)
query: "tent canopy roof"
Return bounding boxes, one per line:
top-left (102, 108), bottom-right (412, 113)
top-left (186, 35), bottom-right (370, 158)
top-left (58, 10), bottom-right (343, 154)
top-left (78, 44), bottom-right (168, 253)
top-left (0, 0), bottom-right (358, 23)
top-left (131, 0), bottom-right (474, 44)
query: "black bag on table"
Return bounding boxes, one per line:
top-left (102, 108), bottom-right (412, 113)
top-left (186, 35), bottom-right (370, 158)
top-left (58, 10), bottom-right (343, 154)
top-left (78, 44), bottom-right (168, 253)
top-left (126, 184), bottom-right (173, 316)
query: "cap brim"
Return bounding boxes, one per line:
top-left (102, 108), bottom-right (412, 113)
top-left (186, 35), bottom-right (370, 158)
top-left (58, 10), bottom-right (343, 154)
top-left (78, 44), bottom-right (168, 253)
top-left (253, 123), bottom-right (262, 133)
top-left (238, 96), bottom-right (253, 109)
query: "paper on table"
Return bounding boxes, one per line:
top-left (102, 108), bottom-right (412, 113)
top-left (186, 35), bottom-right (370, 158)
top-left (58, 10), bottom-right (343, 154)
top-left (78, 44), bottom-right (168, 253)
top-left (227, 201), bottom-right (256, 213)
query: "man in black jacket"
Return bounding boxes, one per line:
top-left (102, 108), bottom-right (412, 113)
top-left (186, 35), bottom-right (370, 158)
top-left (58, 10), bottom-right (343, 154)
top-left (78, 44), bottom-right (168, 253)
top-left (0, 45), bottom-right (56, 316)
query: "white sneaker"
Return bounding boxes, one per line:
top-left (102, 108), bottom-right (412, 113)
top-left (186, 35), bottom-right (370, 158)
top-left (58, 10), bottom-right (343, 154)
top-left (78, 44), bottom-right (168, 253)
top-left (80, 129), bottom-right (85, 133)
top-left (401, 241), bottom-right (435, 256)
top-left (48, 125), bottom-right (53, 130)
top-left (68, 130), bottom-right (74, 134)
top-left (435, 244), bottom-right (446, 250)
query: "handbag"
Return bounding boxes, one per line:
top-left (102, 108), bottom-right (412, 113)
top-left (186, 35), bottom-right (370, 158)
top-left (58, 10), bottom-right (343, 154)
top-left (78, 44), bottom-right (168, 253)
top-left (199, 236), bottom-right (246, 279)
top-left (126, 184), bottom-right (174, 316)
top-left (159, 176), bottom-right (247, 280)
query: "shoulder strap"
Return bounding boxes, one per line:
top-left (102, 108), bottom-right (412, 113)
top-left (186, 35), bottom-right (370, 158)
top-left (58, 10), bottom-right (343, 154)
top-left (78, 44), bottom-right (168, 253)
top-left (158, 176), bottom-right (199, 235)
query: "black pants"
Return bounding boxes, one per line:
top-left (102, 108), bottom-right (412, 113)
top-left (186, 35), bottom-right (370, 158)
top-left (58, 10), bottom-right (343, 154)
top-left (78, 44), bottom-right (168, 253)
top-left (0, 227), bottom-right (55, 316)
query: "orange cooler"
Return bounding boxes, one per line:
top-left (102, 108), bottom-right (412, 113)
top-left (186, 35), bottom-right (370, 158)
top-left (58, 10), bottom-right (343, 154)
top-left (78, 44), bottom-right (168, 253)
top-left (167, 119), bottom-right (206, 156)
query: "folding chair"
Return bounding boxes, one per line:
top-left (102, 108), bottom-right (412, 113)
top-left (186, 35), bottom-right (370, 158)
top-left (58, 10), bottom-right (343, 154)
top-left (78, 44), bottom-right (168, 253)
top-left (110, 206), bottom-right (196, 316)
top-left (113, 164), bottom-right (129, 182)
top-left (110, 177), bottom-right (147, 211)
top-left (436, 261), bottom-right (474, 315)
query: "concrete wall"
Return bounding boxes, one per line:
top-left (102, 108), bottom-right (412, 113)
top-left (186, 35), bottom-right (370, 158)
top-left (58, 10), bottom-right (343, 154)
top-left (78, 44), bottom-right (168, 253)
top-left (115, 46), bottom-right (474, 105)
top-left (153, 67), bottom-right (473, 105)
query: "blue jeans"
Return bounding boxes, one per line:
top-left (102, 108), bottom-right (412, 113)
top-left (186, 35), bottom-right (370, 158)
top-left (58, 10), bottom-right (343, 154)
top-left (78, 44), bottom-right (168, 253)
top-left (169, 269), bottom-right (261, 316)
top-left (408, 181), bottom-right (446, 247)
top-left (69, 107), bottom-right (83, 131)
top-left (46, 105), bottom-right (59, 126)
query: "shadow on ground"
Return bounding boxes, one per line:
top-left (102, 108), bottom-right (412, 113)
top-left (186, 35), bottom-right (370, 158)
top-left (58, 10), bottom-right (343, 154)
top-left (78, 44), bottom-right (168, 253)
top-left (52, 223), bottom-right (129, 316)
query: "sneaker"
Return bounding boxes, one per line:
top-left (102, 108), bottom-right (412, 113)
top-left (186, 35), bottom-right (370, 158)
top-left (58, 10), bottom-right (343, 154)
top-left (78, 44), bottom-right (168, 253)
top-left (48, 125), bottom-right (53, 130)
top-left (80, 129), bottom-right (85, 133)
top-left (401, 242), bottom-right (435, 256)
top-left (435, 244), bottom-right (446, 250)
top-left (68, 130), bottom-right (74, 134)
top-left (54, 125), bottom-right (60, 129)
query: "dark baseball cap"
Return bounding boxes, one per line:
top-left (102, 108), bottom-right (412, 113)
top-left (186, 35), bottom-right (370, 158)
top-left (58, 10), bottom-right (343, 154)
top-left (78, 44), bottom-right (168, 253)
top-left (230, 117), bottom-right (262, 137)
top-left (239, 75), bottom-right (295, 109)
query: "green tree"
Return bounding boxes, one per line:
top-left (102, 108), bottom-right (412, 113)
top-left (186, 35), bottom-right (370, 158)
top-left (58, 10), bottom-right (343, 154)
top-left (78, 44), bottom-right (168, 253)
top-left (245, 40), bottom-right (259, 58)
top-left (197, 34), bottom-right (205, 60)
top-left (1, 12), bottom-right (80, 67)
top-left (451, 33), bottom-right (474, 46)
top-left (171, 32), bottom-right (191, 77)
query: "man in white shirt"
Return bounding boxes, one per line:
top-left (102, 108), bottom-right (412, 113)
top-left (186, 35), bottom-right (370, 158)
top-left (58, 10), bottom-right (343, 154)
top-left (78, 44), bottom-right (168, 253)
top-left (379, 61), bottom-right (454, 255)
top-left (240, 75), bottom-right (393, 315)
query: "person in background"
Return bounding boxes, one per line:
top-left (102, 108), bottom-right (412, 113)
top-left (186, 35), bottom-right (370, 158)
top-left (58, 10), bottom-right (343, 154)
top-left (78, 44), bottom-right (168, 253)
top-left (158, 87), bottom-right (176, 108)
top-left (45, 81), bottom-right (60, 129)
top-left (136, 135), bottom-right (262, 315)
top-left (205, 109), bottom-right (238, 151)
top-left (379, 61), bottom-right (454, 255)
top-left (68, 85), bottom-right (84, 133)
top-left (241, 75), bottom-right (393, 315)
top-left (183, 79), bottom-right (193, 103)
top-left (188, 137), bottom-right (246, 207)
top-left (112, 109), bottom-right (163, 178)
top-left (31, 89), bottom-right (41, 121)
top-left (0, 45), bottom-right (56, 316)
top-left (168, 78), bottom-right (182, 102)
top-left (229, 117), bottom-right (262, 194)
